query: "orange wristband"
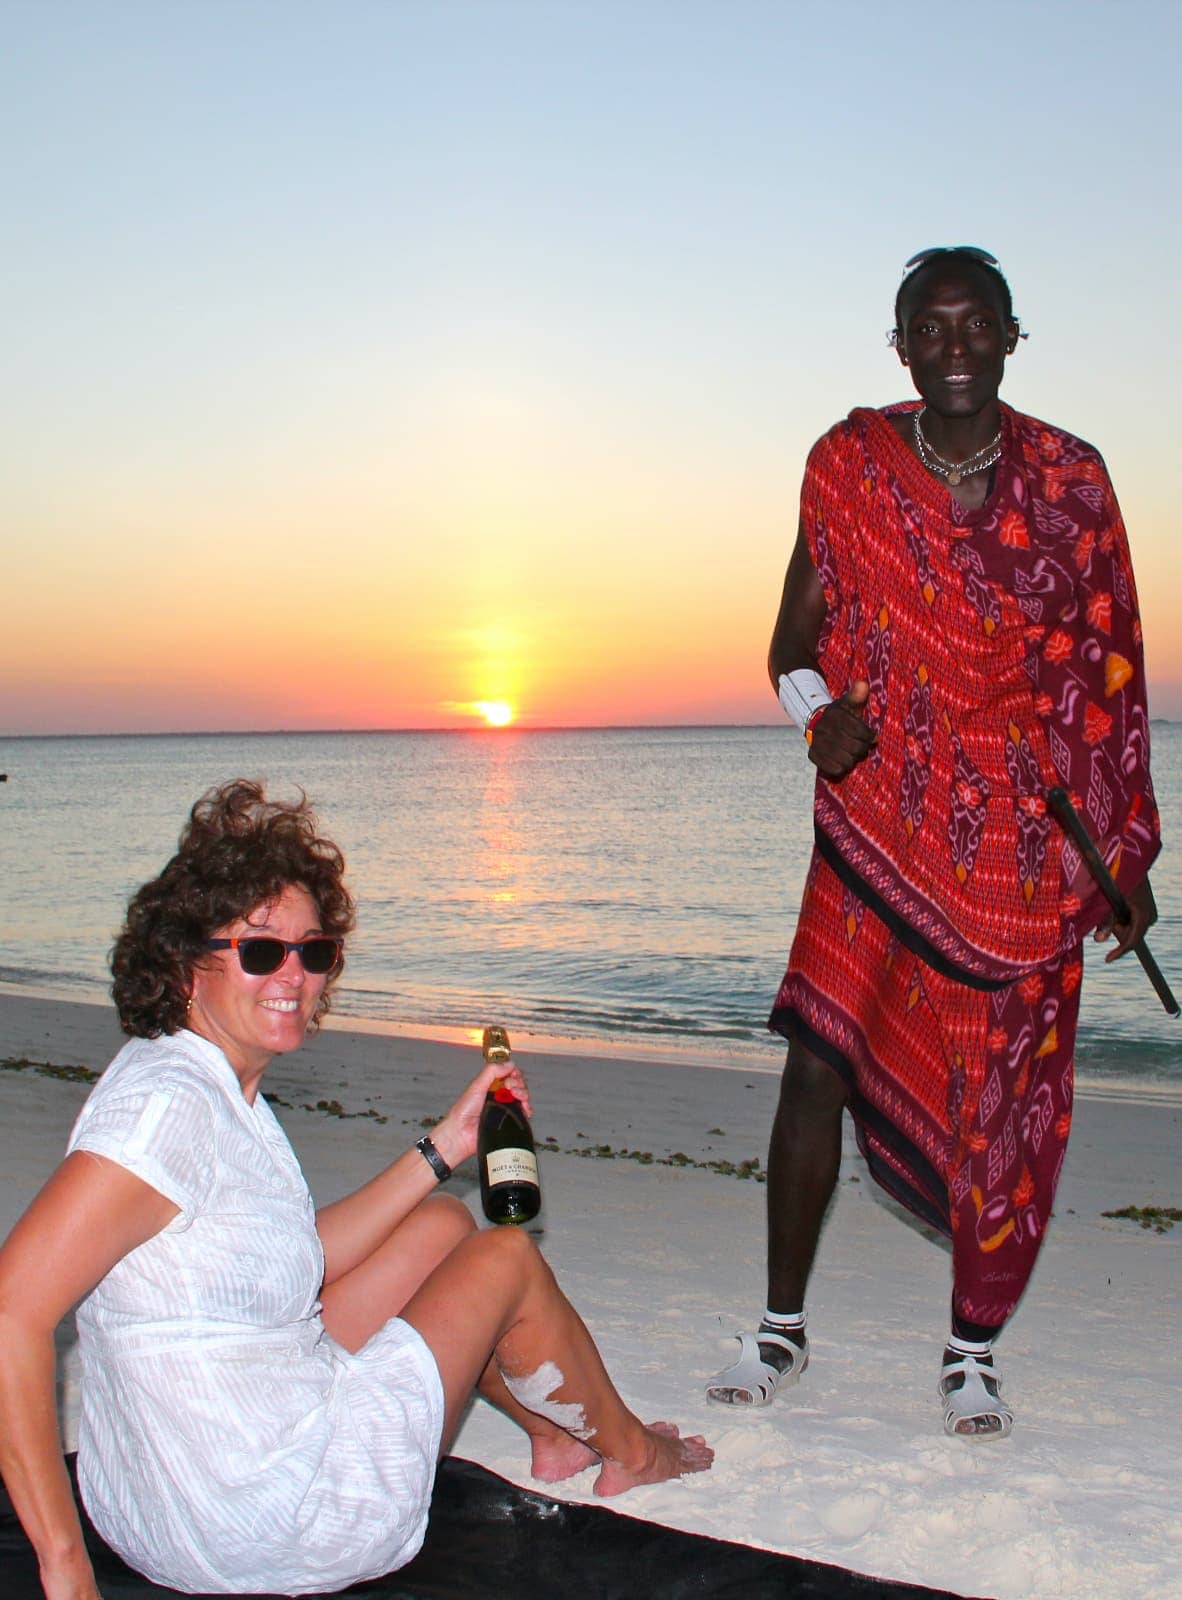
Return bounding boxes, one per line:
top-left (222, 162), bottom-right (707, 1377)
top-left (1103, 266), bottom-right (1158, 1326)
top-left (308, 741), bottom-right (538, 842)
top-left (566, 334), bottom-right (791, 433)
top-left (804, 705), bottom-right (828, 744)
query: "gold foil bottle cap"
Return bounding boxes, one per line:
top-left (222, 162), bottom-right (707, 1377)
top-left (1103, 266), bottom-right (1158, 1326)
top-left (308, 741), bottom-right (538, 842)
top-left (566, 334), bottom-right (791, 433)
top-left (482, 1025), bottom-right (512, 1065)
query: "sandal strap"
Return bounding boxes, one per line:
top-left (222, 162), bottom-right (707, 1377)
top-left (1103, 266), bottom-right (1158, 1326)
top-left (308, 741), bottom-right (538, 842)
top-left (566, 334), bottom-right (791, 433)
top-left (940, 1352), bottom-right (1013, 1435)
top-left (756, 1330), bottom-right (806, 1363)
top-left (705, 1328), bottom-right (809, 1406)
top-left (940, 1353), bottom-right (997, 1384)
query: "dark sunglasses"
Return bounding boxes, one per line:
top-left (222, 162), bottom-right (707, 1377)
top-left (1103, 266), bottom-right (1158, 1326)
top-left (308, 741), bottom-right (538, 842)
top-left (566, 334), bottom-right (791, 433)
top-left (901, 245), bottom-right (1000, 279)
top-left (204, 936), bottom-right (343, 976)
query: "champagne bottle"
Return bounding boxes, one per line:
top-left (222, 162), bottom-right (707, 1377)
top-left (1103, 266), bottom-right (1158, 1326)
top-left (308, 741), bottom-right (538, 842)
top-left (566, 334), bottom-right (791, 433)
top-left (478, 1025), bottom-right (541, 1225)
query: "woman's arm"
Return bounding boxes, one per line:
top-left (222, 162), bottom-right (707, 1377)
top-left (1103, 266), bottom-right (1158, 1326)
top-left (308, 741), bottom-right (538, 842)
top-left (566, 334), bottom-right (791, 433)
top-left (316, 1058), bottom-right (530, 1286)
top-left (0, 1153), bottom-right (179, 1600)
top-left (769, 521), bottom-right (875, 780)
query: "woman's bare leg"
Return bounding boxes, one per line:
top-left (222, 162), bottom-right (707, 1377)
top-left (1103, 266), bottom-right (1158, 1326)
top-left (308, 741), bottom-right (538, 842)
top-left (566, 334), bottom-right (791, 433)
top-left (318, 1194), bottom-right (599, 1481)
top-left (400, 1225), bottom-right (713, 1496)
top-left (319, 1192), bottom-right (476, 1352)
top-left (476, 1359), bottom-right (600, 1481)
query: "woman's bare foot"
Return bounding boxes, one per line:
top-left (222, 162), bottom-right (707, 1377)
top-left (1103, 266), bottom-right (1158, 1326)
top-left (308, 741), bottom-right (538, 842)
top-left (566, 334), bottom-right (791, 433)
top-left (529, 1433), bottom-right (600, 1483)
top-left (593, 1420), bottom-right (713, 1497)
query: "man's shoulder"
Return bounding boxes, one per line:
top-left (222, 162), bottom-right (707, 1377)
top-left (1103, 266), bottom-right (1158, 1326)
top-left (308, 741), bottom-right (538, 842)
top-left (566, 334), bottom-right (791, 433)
top-left (806, 410), bottom-right (865, 467)
top-left (1006, 406), bottom-right (1108, 475)
top-left (803, 407), bottom-right (905, 491)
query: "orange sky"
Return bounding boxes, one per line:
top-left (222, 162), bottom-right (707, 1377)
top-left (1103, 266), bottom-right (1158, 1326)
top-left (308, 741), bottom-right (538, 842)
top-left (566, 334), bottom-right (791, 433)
top-left (5, 5), bottom-right (1182, 735)
top-left (4, 396), bottom-right (1181, 735)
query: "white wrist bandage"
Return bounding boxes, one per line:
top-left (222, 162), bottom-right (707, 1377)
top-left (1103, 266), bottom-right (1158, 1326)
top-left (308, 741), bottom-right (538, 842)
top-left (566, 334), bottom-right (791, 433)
top-left (777, 670), bottom-right (833, 732)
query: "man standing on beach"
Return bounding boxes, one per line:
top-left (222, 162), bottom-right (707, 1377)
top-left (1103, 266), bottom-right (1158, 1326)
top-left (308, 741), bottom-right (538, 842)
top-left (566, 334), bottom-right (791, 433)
top-left (706, 247), bottom-right (1160, 1437)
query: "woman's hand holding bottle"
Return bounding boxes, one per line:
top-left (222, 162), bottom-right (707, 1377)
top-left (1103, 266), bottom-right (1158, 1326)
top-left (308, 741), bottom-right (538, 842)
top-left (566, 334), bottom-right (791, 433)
top-left (476, 1027), bottom-right (542, 1225)
top-left (427, 1046), bottom-right (532, 1172)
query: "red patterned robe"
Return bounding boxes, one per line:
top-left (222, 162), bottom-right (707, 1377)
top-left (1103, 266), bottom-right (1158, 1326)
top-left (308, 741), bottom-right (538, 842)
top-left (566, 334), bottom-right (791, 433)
top-left (769, 402), bottom-right (1160, 1326)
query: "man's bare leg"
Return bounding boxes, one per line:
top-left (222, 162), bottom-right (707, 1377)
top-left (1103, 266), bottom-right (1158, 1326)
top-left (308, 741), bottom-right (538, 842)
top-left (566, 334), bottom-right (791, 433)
top-left (766, 1042), bottom-right (848, 1313)
top-left (708, 1042), bottom-right (846, 1402)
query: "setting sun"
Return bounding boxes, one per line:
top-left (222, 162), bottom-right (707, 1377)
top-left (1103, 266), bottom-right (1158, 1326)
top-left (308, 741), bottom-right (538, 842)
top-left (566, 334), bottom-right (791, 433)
top-left (474, 701), bottom-right (515, 728)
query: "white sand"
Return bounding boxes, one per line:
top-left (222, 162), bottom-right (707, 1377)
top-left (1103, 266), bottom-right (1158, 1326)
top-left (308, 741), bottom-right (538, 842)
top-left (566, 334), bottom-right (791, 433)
top-left (1, 992), bottom-right (1179, 1600)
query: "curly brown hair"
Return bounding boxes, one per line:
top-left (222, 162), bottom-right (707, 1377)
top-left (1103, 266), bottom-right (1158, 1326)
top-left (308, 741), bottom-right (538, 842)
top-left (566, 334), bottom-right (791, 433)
top-left (111, 779), bottom-right (356, 1038)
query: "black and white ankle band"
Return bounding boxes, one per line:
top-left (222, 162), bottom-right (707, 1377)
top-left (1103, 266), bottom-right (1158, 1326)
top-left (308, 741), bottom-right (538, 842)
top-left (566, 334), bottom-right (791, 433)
top-left (762, 1307), bottom-right (807, 1331)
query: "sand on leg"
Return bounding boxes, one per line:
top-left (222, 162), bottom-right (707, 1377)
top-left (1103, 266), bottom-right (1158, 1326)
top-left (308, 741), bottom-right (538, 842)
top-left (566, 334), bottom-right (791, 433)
top-left (401, 1225), bottom-right (713, 1495)
top-left (318, 1192), bottom-right (600, 1479)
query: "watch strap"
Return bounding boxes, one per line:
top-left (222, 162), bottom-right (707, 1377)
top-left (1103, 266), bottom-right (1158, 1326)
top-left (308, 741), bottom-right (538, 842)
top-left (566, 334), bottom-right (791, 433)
top-left (415, 1135), bottom-right (452, 1183)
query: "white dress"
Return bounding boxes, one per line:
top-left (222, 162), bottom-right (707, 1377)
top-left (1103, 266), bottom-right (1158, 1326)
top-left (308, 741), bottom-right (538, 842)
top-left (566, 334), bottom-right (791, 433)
top-left (67, 1030), bottom-right (444, 1596)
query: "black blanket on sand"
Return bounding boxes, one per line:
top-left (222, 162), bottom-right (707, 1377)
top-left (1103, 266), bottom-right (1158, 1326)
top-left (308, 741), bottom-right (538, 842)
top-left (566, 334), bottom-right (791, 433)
top-left (0, 1455), bottom-right (990, 1599)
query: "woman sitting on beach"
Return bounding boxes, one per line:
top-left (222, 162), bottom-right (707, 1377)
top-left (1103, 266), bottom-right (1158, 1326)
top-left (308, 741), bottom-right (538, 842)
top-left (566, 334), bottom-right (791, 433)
top-left (0, 780), bottom-right (711, 1599)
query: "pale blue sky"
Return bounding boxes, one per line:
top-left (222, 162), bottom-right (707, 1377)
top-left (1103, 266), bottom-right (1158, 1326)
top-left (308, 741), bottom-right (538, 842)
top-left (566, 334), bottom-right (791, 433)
top-left (5, 1), bottom-right (1181, 731)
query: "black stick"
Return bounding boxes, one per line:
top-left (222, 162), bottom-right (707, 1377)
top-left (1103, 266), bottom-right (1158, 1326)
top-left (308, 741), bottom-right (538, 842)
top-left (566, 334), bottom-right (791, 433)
top-left (1046, 787), bottom-right (1178, 1017)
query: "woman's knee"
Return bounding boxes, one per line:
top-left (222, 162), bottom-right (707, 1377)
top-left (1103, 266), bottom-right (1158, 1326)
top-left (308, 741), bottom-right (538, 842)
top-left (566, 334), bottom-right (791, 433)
top-left (470, 1220), bottom-right (550, 1291)
top-left (418, 1191), bottom-right (478, 1250)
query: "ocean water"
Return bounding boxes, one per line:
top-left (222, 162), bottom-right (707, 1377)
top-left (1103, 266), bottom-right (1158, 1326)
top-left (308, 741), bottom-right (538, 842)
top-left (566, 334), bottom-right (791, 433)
top-left (0, 726), bottom-right (1178, 1085)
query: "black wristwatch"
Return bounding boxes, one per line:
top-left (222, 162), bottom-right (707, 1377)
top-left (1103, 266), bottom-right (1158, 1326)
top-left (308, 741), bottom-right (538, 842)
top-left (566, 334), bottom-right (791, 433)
top-left (415, 1135), bottom-right (452, 1184)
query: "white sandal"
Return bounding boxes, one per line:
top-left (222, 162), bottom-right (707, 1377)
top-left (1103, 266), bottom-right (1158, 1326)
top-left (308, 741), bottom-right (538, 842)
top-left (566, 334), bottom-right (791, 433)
top-left (706, 1330), bottom-right (809, 1407)
top-left (940, 1350), bottom-right (1013, 1439)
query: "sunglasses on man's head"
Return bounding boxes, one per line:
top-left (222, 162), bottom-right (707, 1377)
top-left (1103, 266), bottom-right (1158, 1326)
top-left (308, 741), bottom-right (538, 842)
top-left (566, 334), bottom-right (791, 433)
top-left (204, 936), bottom-right (343, 975)
top-left (901, 245), bottom-right (1001, 279)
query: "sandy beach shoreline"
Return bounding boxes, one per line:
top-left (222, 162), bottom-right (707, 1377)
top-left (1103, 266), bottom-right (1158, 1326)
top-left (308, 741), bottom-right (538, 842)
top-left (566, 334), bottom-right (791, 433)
top-left (4, 976), bottom-right (1176, 1102)
top-left (2, 992), bottom-right (1180, 1600)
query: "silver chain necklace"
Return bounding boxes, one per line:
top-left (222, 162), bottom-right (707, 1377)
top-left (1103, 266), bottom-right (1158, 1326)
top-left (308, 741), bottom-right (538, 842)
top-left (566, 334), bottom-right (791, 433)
top-left (912, 409), bottom-right (1002, 487)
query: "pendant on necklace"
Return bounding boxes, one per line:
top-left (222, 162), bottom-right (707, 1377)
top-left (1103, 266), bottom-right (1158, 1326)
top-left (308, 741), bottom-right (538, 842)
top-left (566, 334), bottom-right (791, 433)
top-left (947, 469), bottom-right (962, 486)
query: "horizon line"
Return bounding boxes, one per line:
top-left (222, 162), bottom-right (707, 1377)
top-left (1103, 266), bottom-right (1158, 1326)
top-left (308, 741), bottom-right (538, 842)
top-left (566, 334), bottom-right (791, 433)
top-left (0, 719), bottom-right (795, 742)
top-left (2, 716), bottom-right (1177, 743)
